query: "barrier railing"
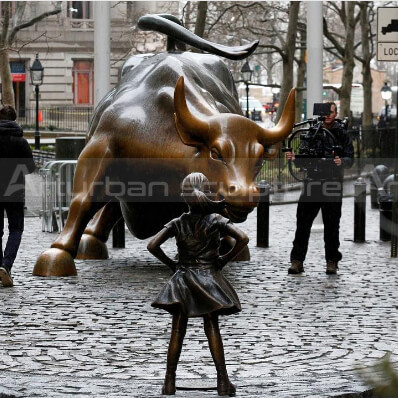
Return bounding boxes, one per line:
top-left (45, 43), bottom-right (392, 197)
top-left (40, 160), bottom-right (77, 232)
top-left (32, 150), bottom-right (56, 168)
top-left (21, 106), bottom-right (93, 132)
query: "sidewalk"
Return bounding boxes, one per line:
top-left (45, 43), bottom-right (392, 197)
top-left (0, 177), bottom-right (397, 397)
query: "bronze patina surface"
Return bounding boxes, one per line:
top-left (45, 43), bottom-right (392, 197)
top-left (33, 15), bottom-right (295, 277)
top-left (148, 172), bottom-right (249, 396)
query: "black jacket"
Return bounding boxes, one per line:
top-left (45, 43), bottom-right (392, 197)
top-left (304, 120), bottom-right (354, 181)
top-left (0, 121), bottom-right (36, 202)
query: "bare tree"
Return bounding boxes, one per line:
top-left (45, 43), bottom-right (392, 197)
top-left (274, 2), bottom-right (300, 121)
top-left (201, 2), bottom-right (300, 121)
top-left (0, 1), bottom-right (62, 107)
top-left (323, 2), bottom-right (361, 118)
top-left (356, 1), bottom-right (375, 130)
top-left (194, 1), bottom-right (208, 39)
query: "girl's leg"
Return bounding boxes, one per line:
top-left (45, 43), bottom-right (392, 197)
top-left (162, 312), bottom-right (188, 395)
top-left (203, 313), bottom-right (236, 397)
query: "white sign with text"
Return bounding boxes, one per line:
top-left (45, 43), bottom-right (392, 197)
top-left (378, 7), bottom-right (398, 61)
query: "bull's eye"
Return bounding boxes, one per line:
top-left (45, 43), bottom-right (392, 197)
top-left (210, 148), bottom-right (224, 162)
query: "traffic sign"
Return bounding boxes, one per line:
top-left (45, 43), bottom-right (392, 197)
top-left (377, 7), bottom-right (398, 61)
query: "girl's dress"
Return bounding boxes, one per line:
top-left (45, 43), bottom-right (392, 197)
top-left (151, 212), bottom-right (241, 318)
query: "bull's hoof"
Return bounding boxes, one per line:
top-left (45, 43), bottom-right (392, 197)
top-left (220, 236), bottom-right (250, 261)
top-left (33, 248), bottom-right (77, 277)
top-left (76, 234), bottom-right (109, 260)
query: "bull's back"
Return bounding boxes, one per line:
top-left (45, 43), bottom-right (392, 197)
top-left (86, 52), bottom-right (241, 154)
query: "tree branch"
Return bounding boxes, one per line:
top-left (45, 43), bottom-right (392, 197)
top-left (323, 17), bottom-right (345, 56)
top-left (12, 2), bottom-right (27, 29)
top-left (207, 2), bottom-right (259, 33)
top-left (7, 4), bottom-right (62, 45)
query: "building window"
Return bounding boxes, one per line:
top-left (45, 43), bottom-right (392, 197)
top-left (10, 61), bottom-right (26, 117)
top-left (72, 61), bottom-right (94, 105)
top-left (68, 1), bottom-right (92, 19)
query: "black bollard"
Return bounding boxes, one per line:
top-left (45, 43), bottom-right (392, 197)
top-left (380, 204), bottom-right (393, 241)
top-left (379, 175), bottom-right (394, 242)
top-left (370, 182), bottom-right (378, 209)
top-left (112, 218), bottom-right (125, 248)
top-left (257, 180), bottom-right (270, 248)
top-left (354, 177), bottom-right (366, 243)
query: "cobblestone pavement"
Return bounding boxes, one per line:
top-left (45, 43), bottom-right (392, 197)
top-left (0, 175), bottom-right (397, 397)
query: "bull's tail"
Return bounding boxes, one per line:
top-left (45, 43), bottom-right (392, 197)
top-left (138, 14), bottom-right (258, 60)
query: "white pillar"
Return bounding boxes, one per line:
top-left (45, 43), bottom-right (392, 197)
top-left (306, 1), bottom-right (323, 117)
top-left (307, 1), bottom-right (324, 231)
top-left (94, 1), bottom-right (111, 108)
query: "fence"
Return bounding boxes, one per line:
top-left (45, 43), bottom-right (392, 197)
top-left (39, 126), bottom-right (391, 233)
top-left (21, 106), bottom-right (93, 132)
top-left (40, 160), bottom-right (77, 232)
top-left (32, 149), bottom-right (56, 168)
top-left (256, 126), bottom-right (398, 190)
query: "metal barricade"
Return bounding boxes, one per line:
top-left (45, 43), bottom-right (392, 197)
top-left (40, 160), bottom-right (78, 232)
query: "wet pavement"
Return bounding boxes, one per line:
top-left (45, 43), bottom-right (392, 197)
top-left (0, 173), bottom-right (397, 397)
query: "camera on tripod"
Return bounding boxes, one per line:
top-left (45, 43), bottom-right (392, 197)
top-left (282, 103), bottom-right (347, 181)
top-left (313, 102), bottom-right (332, 118)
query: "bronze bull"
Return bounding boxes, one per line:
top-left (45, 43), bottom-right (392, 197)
top-left (33, 15), bottom-right (295, 277)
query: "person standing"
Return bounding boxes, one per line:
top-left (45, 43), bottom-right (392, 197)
top-left (286, 102), bottom-right (354, 275)
top-left (147, 172), bottom-right (248, 396)
top-left (0, 105), bottom-right (36, 287)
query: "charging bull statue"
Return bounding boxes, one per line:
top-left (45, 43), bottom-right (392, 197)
top-left (34, 14), bottom-right (295, 276)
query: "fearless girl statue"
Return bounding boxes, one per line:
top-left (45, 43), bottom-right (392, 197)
top-left (147, 172), bottom-right (249, 396)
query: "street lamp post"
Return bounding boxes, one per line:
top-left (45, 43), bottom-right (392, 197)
top-left (381, 82), bottom-right (392, 127)
top-left (30, 54), bottom-right (44, 150)
top-left (241, 61), bottom-right (252, 118)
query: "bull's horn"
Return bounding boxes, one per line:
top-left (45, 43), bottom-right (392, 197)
top-left (174, 76), bottom-right (209, 146)
top-left (257, 88), bottom-right (295, 147)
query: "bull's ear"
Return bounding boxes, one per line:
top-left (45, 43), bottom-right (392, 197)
top-left (174, 76), bottom-right (209, 147)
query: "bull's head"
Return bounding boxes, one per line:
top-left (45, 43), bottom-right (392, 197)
top-left (174, 76), bottom-right (295, 222)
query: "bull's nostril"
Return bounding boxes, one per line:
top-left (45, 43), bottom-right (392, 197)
top-left (229, 184), bottom-right (238, 194)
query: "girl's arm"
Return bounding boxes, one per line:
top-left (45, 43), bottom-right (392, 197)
top-left (218, 224), bottom-right (249, 268)
top-left (147, 227), bottom-right (178, 272)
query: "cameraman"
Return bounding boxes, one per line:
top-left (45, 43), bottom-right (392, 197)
top-left (286, 102), bottom-right (354, 275)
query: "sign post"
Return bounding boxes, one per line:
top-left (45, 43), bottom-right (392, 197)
top-left (378, 7), bottom-right (398, 256)
top-left (378, 8), bottom-right (398, 61)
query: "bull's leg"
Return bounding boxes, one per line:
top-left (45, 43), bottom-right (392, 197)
top-left (76, 201), bottom-right (123, 260)
top-left (33, 147), bottom-right (112, 276)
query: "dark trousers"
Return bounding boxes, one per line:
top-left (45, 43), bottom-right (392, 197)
top-left (0, 202), bottom-right (25, 270)
top-left (290, 181), bottom-right (343, 263)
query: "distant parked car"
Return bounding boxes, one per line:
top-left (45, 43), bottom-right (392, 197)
top-left (239, 97), bottom-right (266, 122)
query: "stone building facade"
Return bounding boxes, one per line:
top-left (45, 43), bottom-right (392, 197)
top-left (1, 1), bottom-right (180, 115)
